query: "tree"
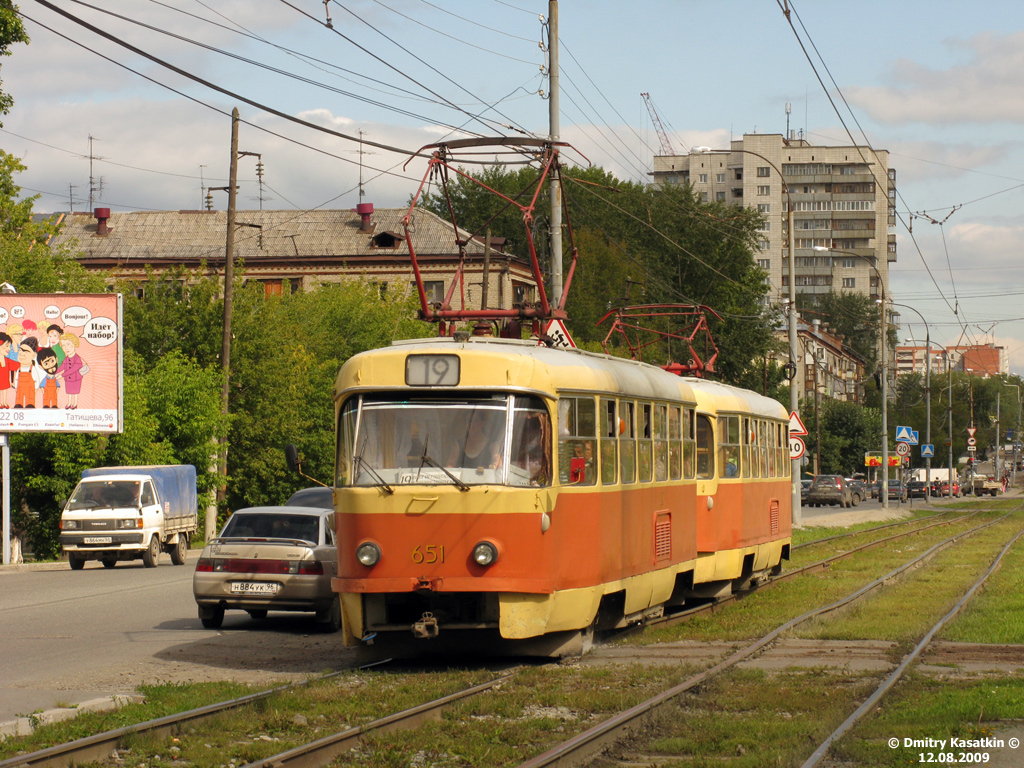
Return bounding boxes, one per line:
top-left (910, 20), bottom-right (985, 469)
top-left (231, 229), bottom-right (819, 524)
top-left (0, 1), bottom-right (28, 123)
top-left (801, 396), bottom-right (882, 477)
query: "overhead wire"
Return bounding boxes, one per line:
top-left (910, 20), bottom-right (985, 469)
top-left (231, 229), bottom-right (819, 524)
top-left (779, 0), bottom-right (978, 349)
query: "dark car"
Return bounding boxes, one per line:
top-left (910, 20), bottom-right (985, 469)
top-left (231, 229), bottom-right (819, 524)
top-left (800, 478), bottom-right (812, 503)
top-left (805, 474), bottom-right (853, 508)
top-left (285, 486), bottom-right (333, 510)
top-left (906, 480), bottom-right (929, 499)
top-left (887, 479), bottom-right (908, 503)
top-left (844, 478), bottom-right (867, 506)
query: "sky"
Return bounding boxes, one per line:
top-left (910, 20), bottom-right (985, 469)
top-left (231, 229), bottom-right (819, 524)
top-left (5, 0), bottom-right (1024, 376)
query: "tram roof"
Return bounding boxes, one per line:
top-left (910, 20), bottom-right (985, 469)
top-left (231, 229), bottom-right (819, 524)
top-left (338, 336), bottom-right (785, 420)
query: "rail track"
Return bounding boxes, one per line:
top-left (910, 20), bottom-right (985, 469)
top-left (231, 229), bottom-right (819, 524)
top-left (3, 506), bottom-right (1018, 768)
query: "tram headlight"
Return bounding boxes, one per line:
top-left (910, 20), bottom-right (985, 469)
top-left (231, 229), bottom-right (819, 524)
top-left (356, 541), bottom-right (381, 567)
top-left (472, 540), bottom-right (499, 567)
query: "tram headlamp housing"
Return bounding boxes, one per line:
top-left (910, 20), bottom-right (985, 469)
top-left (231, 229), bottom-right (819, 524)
top-left (356, 541), bottom-right (381, 567)
top-left (472, 540), bottom-right (499, 567)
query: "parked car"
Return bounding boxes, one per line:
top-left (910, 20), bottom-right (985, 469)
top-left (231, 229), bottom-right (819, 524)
top-left (844, 478), bottom-right (867, 506)
top-left (887, 479), bottom-right (908, 503)
top-left (906, 480), bottom-right (929, 499)
top-left (805, 474), bottom-right (854, 508)
top-left (193, 504), bottom-right (339, 631)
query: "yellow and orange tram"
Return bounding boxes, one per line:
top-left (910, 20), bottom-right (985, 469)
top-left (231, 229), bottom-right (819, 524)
top-left (331, 336), bottom-right (791, 656)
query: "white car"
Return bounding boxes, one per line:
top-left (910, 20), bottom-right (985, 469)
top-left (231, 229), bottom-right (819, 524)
top-left (193, 502), bottom-right (339, 631)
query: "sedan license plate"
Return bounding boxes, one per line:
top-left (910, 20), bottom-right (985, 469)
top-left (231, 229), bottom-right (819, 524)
top-left (230, 581), bottom-right (279, 596)
top-left (84, 536), bottom-right (112, 544)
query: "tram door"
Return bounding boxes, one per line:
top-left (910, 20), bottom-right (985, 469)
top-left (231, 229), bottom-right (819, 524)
top-left (695, 412), bottom-right (719, 552)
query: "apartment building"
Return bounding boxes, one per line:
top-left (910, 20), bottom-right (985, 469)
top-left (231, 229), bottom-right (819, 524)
top-left (651, 133), bottom-right (896, 308)
top-left (894, 343), bottom-right (1008, 378)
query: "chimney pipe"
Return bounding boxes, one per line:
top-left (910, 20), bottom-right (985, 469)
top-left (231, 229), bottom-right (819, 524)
top-left (355, 202), bottom-right (374, 233)
top-left (94, 207), bottom-right (111, 236)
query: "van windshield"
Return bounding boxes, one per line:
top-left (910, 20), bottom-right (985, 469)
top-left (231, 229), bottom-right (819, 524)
top-left (68, 481), bottom-right (141, 510)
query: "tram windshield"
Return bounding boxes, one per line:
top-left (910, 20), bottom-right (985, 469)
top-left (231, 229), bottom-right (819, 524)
top-left (337, 394), bottom-right (551, 488)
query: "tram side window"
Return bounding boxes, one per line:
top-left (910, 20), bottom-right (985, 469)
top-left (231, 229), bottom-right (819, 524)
top-left (654, 404), bottom-right (669, 481)
top-left (558, 396), bottom-right (597, 486)
top-left (668, 406), bottom-right (682, 481)
top-left (742, 417), bottom-right (753, 479)
top-left (601, 399), bottom-right (618, 485)
top-left (718, 415), bottom-right (740, 478)
top-left (695, 414), bottom-right (714, 479)
top-left (621, 401), bottom-right (636, 484)
top-left (511, 396), bottom-right (552, 486)
top-left (638, 403), bottom-right (653, 483)
top-left (335, 397), bottom-right (358, 486)
top-left (758, 420), bottom-right (768, 477)
top-left (683, 408), bottom-right (696, 479)
top-left (779, 423), bottom-right (789, 477)
top-left (767, 419), bottom-right (777, 476)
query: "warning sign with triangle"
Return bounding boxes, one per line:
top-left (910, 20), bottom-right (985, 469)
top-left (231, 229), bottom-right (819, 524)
top-left (789, 411), bottom-right (808, 436)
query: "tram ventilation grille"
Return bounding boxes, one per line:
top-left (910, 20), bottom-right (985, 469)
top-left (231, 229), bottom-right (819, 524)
top-left (770, 500), bottom-right (780, 534)
top-left (655, 513), bottom-right (671, 562)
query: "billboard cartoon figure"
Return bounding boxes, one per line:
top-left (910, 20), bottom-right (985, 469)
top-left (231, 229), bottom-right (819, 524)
top-left (13, 337), bottom-right (38, 408)
top-left (56, 332), bottom-right (89, 410)
top-left (0, 332), bottom-right (18, 408)
top-left (36, 347), bottom-right (61, 408)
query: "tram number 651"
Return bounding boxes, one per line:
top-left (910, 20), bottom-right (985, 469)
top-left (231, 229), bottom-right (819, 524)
top-left (412, 545), bottom-right (445, 564)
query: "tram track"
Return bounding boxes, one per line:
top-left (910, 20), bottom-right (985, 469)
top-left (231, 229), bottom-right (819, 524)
top-left (4, 508), bottom-right (1016, 768)
top-left (514, 509), bottom-right (1023, 767)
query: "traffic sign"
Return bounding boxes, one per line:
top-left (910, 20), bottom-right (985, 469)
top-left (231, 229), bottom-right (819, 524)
top-left (967, 445), bottom-right (977, 452)
top-left (543, 319), bottom-right (576, 349)
top-left (920, 444), bottom-right (935, 457)
top-left (789, 436), bottom-right (806, 460)
top-left (896, 442), bottom-right (910, 457)
top-left (967, 436), bottom-right (977, 447)
top-left (789, 411), bottom-right (808, 436)
top-left (967, 426), bottom-right (977, 437)
top-left (895, 425), bottom-right (918, 444)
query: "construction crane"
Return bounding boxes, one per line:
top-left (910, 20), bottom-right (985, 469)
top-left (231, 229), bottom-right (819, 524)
top-left (641, 92), bottom-right (674, 156)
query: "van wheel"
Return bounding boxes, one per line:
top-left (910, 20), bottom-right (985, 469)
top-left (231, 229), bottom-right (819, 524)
top-left (69, 554), bottom-right (86, 570)
top-left (101, 558), bottom-right (117, 569)
top-left (170, 536), bottom-right (188, 566)
top-left (142, 535), bottom-right (160, 568)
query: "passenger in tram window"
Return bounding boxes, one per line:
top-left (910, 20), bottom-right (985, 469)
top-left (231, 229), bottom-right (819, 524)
top-left (512, 407), bottom-right (552, 486)
top-left (725, 457), bottom-right (738, 477)
top-left (448, 410), bottom-right (504, 469)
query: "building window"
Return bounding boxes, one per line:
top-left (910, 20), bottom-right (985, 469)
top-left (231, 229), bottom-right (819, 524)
top-left (699, 173), bottom-right (708, 183)
top-left (757, 185), bottom-right (770, 195)
top-left (701, 192), bottom-right (708, 202)
top-left (512, 282), bottom-right (536, 306)
top-left (757, 204), bottom-right (770, 213)
top-left (757, 259), bottom-right (771, 270)
top-left (415, 280), bottom-right (445, 304)
top-left (840, 257), bottom-right (855, 268)
top-left (260, 279), bottom-right (282, 297)
top-left (716, 173), bottom-right (726, 183)
top-left (843, 277), bottom-right (856, 288)
top-left (758, 239), bottom-right (770, 250)
top-left (757, 166), bottom-right (771, 177)
top-left (716, 191), bottom-right (726, 201)
top-left (758, 221), bottom-right (770, 232)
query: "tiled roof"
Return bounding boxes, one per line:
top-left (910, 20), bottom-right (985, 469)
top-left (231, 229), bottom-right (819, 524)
top-left (48, 207), bottom-right (498, 262)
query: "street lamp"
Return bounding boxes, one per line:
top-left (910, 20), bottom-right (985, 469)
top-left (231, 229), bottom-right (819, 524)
top-left (694, 147), bottom-right (799, 525)
top-left (813, 245), bottom-right (890, 509)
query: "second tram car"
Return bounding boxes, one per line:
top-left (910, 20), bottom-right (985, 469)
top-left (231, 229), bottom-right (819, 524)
top-left (332, 335), bottom-right (791, 656)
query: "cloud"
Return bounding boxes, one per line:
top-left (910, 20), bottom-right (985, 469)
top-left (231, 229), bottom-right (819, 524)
top-left (846, 31), bottom-right (1024, 125)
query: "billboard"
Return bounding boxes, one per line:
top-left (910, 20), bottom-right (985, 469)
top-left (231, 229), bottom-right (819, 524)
top-left (0, 294), bottom-right (123, 433)
top-left (864, 453), bottom-right (901, 467)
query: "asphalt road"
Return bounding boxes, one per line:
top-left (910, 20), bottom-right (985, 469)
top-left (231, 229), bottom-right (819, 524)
top-left (0, 550), bottom-right (352, 722)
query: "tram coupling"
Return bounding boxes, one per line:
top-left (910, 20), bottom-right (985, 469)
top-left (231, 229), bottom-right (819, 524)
top-left (412, 612), bottom-right (439, 639)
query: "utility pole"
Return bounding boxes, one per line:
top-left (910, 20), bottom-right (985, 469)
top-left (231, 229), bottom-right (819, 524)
top-left (547, 0), bottom-right (562, 306)
top-left (214, 108), bottom-right (240, 539)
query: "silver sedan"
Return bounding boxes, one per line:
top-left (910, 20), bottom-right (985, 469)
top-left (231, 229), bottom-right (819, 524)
top-left (193, 505), bottom-right (339, 631)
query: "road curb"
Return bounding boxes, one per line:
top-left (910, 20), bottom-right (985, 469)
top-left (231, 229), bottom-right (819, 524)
top-left (0, 694), bottom-right (144, 742)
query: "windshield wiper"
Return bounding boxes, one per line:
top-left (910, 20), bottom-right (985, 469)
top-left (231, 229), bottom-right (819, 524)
top-left (353, 446), bottom-right (394, 494)
top-left (417, 436), bottom-right (470, 492)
